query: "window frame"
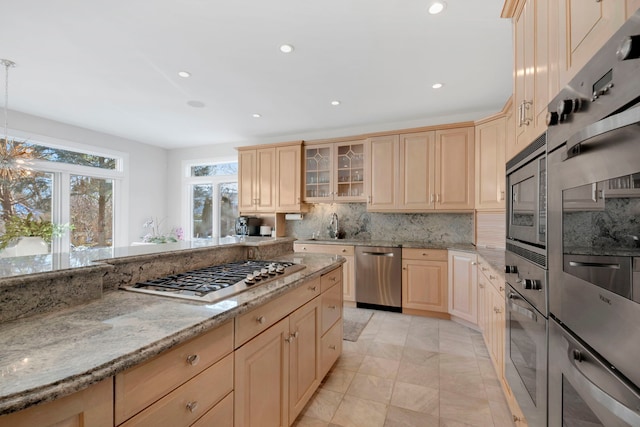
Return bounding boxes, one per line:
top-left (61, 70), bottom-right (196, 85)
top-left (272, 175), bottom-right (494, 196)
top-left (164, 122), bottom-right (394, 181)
top-left (182, 156), bottom-right (238, 240)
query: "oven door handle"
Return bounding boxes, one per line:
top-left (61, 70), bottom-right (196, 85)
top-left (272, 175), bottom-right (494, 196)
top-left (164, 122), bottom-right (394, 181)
top-left (507, 292), bottom-right (537, 322)
top-left (568, 261), bottom-right (621, 269)
top-left (563, 105), bottom-right (640, 160)
top-left (568, 346), bottom-right (640, 426)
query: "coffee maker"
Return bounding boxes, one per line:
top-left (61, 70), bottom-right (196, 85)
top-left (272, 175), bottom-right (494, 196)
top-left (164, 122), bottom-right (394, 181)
top-left (235, 216), bottom-right (262, 236)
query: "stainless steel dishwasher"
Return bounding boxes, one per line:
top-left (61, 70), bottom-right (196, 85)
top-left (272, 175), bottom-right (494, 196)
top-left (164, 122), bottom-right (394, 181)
top-left (355, 246), bottom-right (402, 312)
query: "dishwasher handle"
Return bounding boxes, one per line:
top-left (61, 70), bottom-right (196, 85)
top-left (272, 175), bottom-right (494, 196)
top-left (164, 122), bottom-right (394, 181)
top-left (361, 251), bottom-right (395, 257)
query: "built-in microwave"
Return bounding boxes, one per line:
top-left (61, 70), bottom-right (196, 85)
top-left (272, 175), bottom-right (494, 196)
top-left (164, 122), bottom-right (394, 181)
top-left (506, 133), bottom-right (547, 261)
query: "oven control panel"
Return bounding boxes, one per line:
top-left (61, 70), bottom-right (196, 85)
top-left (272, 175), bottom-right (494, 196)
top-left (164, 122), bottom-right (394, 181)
top-left (506, 251), bottom-right (548, 316)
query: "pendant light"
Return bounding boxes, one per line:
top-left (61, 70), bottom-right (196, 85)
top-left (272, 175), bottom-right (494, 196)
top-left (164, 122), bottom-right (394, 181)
top-left (0, 59), bottom-right (33, 181)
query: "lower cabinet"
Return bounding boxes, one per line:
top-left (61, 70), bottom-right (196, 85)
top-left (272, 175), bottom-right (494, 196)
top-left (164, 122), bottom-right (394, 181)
top-left (293, 243), bottom-right (355, 303)
top-left (401, 249), bottom-right (448, 314)
top-left (0, 378), bottom-right (113, 427)
top-left (447, 250), bottom-right (478, 324)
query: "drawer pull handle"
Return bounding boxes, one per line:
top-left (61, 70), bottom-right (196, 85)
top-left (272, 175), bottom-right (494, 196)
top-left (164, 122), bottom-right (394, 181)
top-left (328, 305), bottom-right (337, 310)
top-left (342, 249), bottom-right (347, 253)
top-left (490, 275), bottom-right (497, 280)
top-left (481, 267), bottom-right (488, 271)
top-left (494, 307), bottom-right (503, 313)
top-left (329, 276), bottom-right (337, 281)
top-left (422, 253), bottom-right (427, 256)
top-left (292, 331), bottom-right (299, 339)
top-left (257, 316), bottom-right (266, 324)
top-left (186, 354), bottom-right (200, 366)
top-left (329, 345), bottom-right (337, 350)
top-left (309, 285), bottom-right (318, 291)
top-left (500, 286), bottom-right (505, 292)
top-left (186, 401), bottom-right (199, 413)
top-left (471, 261), bottom-right (478, 265)
top-left (479, 283), bottom-right (485, 288)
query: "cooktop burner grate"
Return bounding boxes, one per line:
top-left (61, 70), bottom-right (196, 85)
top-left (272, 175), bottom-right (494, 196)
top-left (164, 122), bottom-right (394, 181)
top-left (123, 260), bottom-right (305, 302)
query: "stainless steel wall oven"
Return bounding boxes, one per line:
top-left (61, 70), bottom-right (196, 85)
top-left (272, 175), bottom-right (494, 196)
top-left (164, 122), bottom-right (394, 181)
top-left (547, 8), bottom-right (640, 426)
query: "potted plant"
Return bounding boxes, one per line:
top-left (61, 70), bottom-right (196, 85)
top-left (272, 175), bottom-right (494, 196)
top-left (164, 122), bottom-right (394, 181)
top-left (0, 213), bottom-right (71, 255)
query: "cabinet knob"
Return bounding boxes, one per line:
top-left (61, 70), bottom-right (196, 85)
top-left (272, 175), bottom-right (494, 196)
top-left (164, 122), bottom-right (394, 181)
top-left (479, 283), bottom-right (485, 288)
top-left (186, 354), bottom-right (200, 366)
top-left (471, 262), bottom-right (478, 265)
top-left (494, 307), bottom-right (503, 313)
top-left (341, 249), bottom-right (347, 253)
top-left (329, 345), bottom-right (337, 350)
top-left (500, 286), bottom-right (505, 292)
top-left (256, 316), bottom-right (266, 324)
top-left (490, 274), bottom-right (497, 280)
top-left (309, 285), bottom-right (318, 291)
top-left (329, 276), bottom-right (337, 281)
top-left (422, 252), bottom-right (427, 256)
top-left (328, 305), bottom-right (337, 310)
top-left (186, 401), bottom-right (199, 413)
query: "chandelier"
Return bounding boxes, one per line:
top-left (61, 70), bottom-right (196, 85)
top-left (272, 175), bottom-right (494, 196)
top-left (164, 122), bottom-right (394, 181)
top-left (0, 59), bottom-right (33, 181)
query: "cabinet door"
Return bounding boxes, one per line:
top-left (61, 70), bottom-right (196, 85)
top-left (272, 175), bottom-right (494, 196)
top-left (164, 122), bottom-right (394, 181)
top-left (0, 378), bottom-right (113, 427)
top-left (334, 140), bottom-right (366, 202)
top-left (399, 131), bottom-right (435, 210)
top-left (367, 135), bottom-right (399, 211)
top-left (435, 128), bottom-right (475, 210)
top-left (402, 259), bottom-right (448, 312)
top-left (256, 148), bottom-right (276, 212)
top-left (475, 117), bottom-right (506, 210)
top-left (559, 0), bottom-right (626, 86)
top-left (288, 298), bottom-right (321, 422)
top-left (448, 251), bottom-right (478, 324)
top-left (276, 144), bottom-right (303, 212)
top-left (304, 144), bottom-right (333, 202)
top-left (628, 0), bottom-right (640, 17)
top-left (342, 254), bottom-right (356, 303)
top-left (235, 318), bottom-right (290, 427)
top-left (489, 285), bottom-right (506, 379)
top-left (477, 275), bottom-right (488, 333)
top-left (514, 0), bottom-right (535, 152)
top-left (238, 150), bottom-right (257, 212)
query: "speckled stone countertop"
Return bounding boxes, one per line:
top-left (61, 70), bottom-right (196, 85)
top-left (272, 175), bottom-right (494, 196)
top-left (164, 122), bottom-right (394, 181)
top-left (476, 247), bottom-right (506, 274)
top-left (0, 252), bottom-right (343, 416)
top-left (295, 238), bottom-right (477, 252)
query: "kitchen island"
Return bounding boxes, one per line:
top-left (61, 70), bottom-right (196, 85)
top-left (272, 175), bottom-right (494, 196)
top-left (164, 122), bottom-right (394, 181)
top-left (0, 239), bottom-right (344, 427)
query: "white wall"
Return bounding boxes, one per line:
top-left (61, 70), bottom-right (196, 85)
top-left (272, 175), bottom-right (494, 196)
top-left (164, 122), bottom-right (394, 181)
top-left (8, 110), bottom-right (168, 244)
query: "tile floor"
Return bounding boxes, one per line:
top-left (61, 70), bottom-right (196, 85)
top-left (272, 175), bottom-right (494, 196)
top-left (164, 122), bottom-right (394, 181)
top-left (293, 308), bottom-right (516, 427)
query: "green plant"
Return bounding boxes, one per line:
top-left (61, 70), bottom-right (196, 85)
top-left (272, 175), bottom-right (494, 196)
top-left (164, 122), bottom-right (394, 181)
top-left (0, 213), bottom-right (71, 249)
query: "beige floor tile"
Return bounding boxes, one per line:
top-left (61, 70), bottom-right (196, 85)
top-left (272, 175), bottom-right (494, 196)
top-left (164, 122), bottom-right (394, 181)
top-left (299, 388), bottom-right (344, 422)
top-left (396, 359), bottom-right (439, 389)
top-left (401, 347), bottom-right (439, 367)
top-left (384, 405), bottom-right (440, 427)
top-left (489, 398), bottom-right (516, 427)
top-left (334, 352), bottom-right (365, 372)
top-left (439, 418), bottom-right (480, 427)
top-left (439, 353), bottom-right (481, 377)
top-left (321, 368), bottom-right (356, 393)
top-left (342, 338), bottom-right (370, 354)
top-left (439, 390), bottom-right (494, 427)
top-left (346, 372), bottom-right (394, 403)
top-left (292, 415), bottom-right (332, 427)
top-left (366, 341), bottom-right (404, 361)
top-left (331, 395), bottom-right (388, 427)
top-left (390, 381), bottom-right (439, 415)
top-left (477, 357), bottom-right (499, 380)
top-left (358, 355), bottom-right (400, 379)
top-left (374, 330), bottom-right (408, 347)
top-left (439, 371), bottom-right (487, 400)
top-left (403, 333), bottom-right (439, 352)
top-left (439, 339), bottom-right (478, 358)
top-left (484, 377), bottom-right (507, 403)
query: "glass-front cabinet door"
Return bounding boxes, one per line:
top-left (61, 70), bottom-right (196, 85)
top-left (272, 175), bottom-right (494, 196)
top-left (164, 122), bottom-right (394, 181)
top-left (335, 140), bottom-right (366, 202)
top-left (304, 145), bottom-right (333, 202)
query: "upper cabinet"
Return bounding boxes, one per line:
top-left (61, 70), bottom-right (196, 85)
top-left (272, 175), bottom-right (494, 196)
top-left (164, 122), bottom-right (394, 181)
top-left (303, 140), bottom-right (366, 203)
top-left (238, 142), bottom-right (306, 214)
top-left (629, 1), bottom-right (640, 18)
top-left (367, 127), bottom-right (475, 212)
top-left (475, 114), bottom-right (507, 210)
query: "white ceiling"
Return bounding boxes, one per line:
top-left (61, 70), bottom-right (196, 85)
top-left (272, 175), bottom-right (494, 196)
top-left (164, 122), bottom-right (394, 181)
top-left (1, 0), bottom-right (513, 150)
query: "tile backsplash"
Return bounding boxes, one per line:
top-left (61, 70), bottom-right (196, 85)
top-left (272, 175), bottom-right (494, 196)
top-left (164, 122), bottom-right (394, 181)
top-left (285, 203), bottom-right (473, 243)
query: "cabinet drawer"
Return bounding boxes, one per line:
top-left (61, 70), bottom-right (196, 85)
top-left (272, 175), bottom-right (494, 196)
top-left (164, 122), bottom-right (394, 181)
top-left (235, 277), bottom-right (321, 347)
top-left (294, 243), bottom-right (354, 256)
top-left (320, 318), bottom-right (343, 378)
top-left (320, 266), bottom-right (342, 293)
top-left (120, 353), bottom-right (233, 427)
top-left (191, 391), bottom-right (233, 427)
top-left (478, 263), bottom-right (505, 296)
top-left (321, 282), bottom-right (343, 335)
top-left (115, 321), bottom-right (233, 425)
top-left (402, 248), bottom-right (448, 261)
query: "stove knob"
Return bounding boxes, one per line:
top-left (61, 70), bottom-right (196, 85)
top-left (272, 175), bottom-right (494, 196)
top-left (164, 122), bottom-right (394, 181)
top-left (617, 35), bottom-right (640, 61)
top-left (545, 111), bottom-right (559, 126)
top-left (261, 268), bottom-right (269, 278)
top-left (522, 279), bottom-right (540, 290)
top-left (253, 270), bottom-right (262, 281)
top-left (276, 264), bottom-right (285, 274)
top-left (557, 98), bottom-right (582, 118)
top-left (505, 265), bottom-right (518, 274)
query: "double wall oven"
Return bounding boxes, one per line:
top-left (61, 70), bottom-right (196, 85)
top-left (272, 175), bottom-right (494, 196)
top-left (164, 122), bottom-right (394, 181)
top-left (505, 133), bottom-right (549, 427)
top-left (546, 9), bottom-right (640, 426)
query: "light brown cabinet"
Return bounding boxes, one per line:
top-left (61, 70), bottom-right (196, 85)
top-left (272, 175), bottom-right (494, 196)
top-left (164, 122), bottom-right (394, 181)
top-left (238, 147), bottom-right (276, 213)
top-left (629, 0), bottom-right (640, 17)
top-left (447, 250), bottom-right (478, 324)
top-left (294, 243), bottom-right (355, 303)
top-left (475, 115), bottom-right (506, 210)
top-left (303, 140), bottom-right (366, 203)
top-left (367, 127), bottom-right (474, 212)
top-left (401, 249), bottom-right (448, 314)
top-left (0, 378), bottom-right (113, 427)
top-left (276, 143), bottom-right (305, 212)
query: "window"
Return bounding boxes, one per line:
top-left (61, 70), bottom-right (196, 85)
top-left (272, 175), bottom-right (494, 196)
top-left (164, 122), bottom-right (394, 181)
top-left (185, 160), bottom-right (238, 240)
top-left (0, 137), bottom-right (124, 256)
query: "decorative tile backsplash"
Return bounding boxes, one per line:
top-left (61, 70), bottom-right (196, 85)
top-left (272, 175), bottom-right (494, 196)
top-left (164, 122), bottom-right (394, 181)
top-left (285, 203), bottom-right (473, 243)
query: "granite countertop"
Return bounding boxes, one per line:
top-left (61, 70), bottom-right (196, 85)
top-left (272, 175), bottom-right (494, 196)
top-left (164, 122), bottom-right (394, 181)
top-left (0, 252), bottom-right (343, 416)
top-left (295, 238), bottom-right (477, 252)
top-left (476, 247), bottom-right (506, 275)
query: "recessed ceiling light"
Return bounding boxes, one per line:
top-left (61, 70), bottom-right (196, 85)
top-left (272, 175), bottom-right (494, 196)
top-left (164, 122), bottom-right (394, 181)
top-left (178, 71), bottom-right (191, 78)
top-left (428, 1), bottom-right (446, 14)
top-left (187, 100), bottom-right (205, 108)
top-left (432, 83), bottom-right (443, 89)
top-left (279, 44), bottom-right (294, 53)
top-left (331, 100), bottom-right (341, 106)
top-left (252, 113), bottom-right (262, 118)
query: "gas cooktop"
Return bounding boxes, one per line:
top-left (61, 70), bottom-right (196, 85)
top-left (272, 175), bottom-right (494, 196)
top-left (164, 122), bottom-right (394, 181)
top-left (121, 260), bottom-right (306, 303)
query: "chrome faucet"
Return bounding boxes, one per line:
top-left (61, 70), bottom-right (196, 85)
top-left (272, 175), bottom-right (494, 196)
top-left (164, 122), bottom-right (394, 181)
top-left (329, 212), bottom-right (339, 239)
